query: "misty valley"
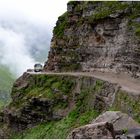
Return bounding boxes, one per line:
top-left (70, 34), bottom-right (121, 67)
top-left (0, 18), bottom-right (51, 108)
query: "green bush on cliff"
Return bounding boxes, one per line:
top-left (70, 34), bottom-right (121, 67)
top-left (12, 89), bottom-right (99, 139)
top-left (10, 75), bottom-right (74, 109)
top-left (111, 90), bottom-right (140, 123)
top-left (11, 76), bottom-right (105, 139)
top-left (127, 2), bottom-right (140, 37)
top-left (53, 12), bottom-right (68, 38)
top-left (12, 108), bottom-right (98, 139)
top-left (135, 27), bottom-right (140, 36)
top-left (88, 2), bottom-right (129, 23)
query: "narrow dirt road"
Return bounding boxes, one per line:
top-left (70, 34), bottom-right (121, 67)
top-left (28, 71), bottom-right (140, 94)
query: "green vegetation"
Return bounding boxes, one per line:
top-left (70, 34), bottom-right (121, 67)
top-left (123, 128), bottom-right (128, 134)
top-left (94, 80), bottom-right (104, 92)
top-left (53, 1), bottom-right (140, 38)
top-left (10, 75), bottom-right (74, 109)
top-left (12, 109), bottom-right (98, 139)
top-left (60, 63), bottom-right (81, 71)
top-left (0, 66), bottom-right (14, 91)
top-left (68, 1), bottom-right (78, 6)
top-left (58, 50), bottom-right (81, 71)
top-left (111, 90), bottom-right (140, 123)
top-left (127, 3), bottom-right (140, 37)
top-left (11, 84), bottom-right (101, 138)
top-left (6, 2), bottom-right (140, 138)
top-left (53, 12), bottom-right (68, 38)
top-left (87, 2), bottom-right (129, 23)
top-left (0, 66), bottom-right (15, 109)
top-left (135, 27), bottom-right (140, 36)
top-left (10, 75), bottom-right (106, 139)
top-left (128, 21), bottom-right (140, 37)
top-left (9, 74), bottom-right (140, 139)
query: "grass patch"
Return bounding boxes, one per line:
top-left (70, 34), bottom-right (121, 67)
top-left (87, 2), bottom-right (129, 23)
top-left (111, 90), bottom-right (140, 123)
top-left (12, 105), bottom-right (99, 139)
top-left (10, 75), bottom-right (74, 109)
top-left (53, 12), bottom-right (68, 38)
top-left (10, 76), bottom-right (105, 139)
top-left (94, 80), bottom-right (104, 92)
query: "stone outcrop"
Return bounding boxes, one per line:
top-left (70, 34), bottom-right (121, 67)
top-left (1, 72), bottom-right (140, 138)
top-left (124, 128), bottom-right (140, 139)
top-left (3, 97), bottom-right (61, 131)
top-left (2, 73), bottom-right (119, 132)
top-left (67, 121), bottom-right (115, 139)
top-left (44, 1), bottom-right (140, 77)
top-left (68, 111), bottom-right (140, 139)
top-left (92, 111), bottom-right (140, 139)
top-left (92, 111), bottom-right (140, 131)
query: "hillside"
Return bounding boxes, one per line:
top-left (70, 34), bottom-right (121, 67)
top-left (0, 1), bottom-right (140, 139)
top-left (0, 66), bottom-right (14, 91)
top-left (0, 66), bottom-right (15, 107)
top-left (1, 73), bottom-right (140, 138)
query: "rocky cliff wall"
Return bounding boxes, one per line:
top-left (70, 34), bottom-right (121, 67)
top-left (3, 73), bottom-right (118, 132)
top-left (44, 1), bottom-right (140, 77)
top-left (1, 73), bottom-right (140, 138)
top-left (1, 1), bottom-right (140, 138)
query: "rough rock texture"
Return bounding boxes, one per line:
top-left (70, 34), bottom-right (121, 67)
top-left (1, 73), bottom-right (119, 134)
top-left (44, 1), bottom-right (140, 77)
top-left (92, 111), bottom-right (140, 139)
top-left (67, 121), bottom-right (115, 139)
top-left (1, 1), bottom-right (140, 139)
top-left (92, 111), bottom-right (140, 131)
top-left (3, 98), bottom-right (59, 131)
top-left (124, 128), bottom-right (140, 139)
top-left (68, 111), bottom-right (140, 139)
top-left (1, 73), bottom-right (140, 138)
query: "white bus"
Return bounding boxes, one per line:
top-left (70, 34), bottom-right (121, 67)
top-left (34, 64), bottom-right (43, 72)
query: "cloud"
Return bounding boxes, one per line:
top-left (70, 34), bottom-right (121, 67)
top-left (0, 18), bottom-right (53, 77)
top-left (0, 0), bottom-right (68, 27)
top-left (0, 26), bottom-right (35, 77)
top-left (0, 0), bottom-right (69, 77)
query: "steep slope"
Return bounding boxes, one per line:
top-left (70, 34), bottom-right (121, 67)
top-left (0, 66), bottom-right (14, 91)
top-left (44, 1), bottom-right (140, 77)
top-left (0, 72), bottom-right (139, 138)
top-left (1, 1), bottom-right (140, 139)
top-left (0, 66), bottom-right (15, 108)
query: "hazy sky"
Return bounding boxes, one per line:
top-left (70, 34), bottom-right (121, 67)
top-left (0, 0), bottom-right (69, 76)
top-left (0, 0), bottom-right (69, 29)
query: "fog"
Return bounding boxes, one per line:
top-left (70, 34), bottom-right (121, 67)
top-left (0, 0), bottom-right (68, 77)
top-left (0, 19), bottom-right (51, 77)
top-left (0, 24), bottom-right (35, 76)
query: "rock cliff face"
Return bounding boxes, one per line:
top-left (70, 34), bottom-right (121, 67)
top-left (68, 111), bottom-right (140, 139)
top-left (2, 73), bottom-right (118, 133)
top-left (1, 1), bottom-right (140, 139)
top-left (1, 72), bottom-right (140, 138)
top-left (44, 1), bottom-right (140, 77)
